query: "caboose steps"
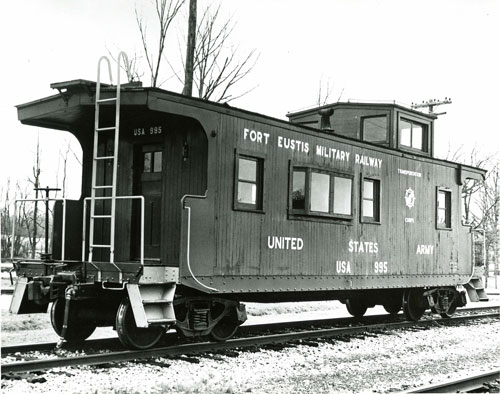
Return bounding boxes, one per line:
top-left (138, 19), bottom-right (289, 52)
top-left (126, 283), bottom-right (176, 328)
top-left (142, 299), bottom-right (174, 304)
top-left (465, 278), bottom-right (489, 302)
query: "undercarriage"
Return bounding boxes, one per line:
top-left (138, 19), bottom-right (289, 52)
top-left (9, 259), bottom-right (247, 349)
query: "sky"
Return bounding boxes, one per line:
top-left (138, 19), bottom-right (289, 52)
top-left (1, 0), bottom-right (499, 200)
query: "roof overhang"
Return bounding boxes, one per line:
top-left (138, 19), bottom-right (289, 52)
top-left (16, 80), bottom-right (149, 133)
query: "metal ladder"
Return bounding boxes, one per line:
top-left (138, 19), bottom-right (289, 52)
top-left (88, 52), bottom-right (130, 264)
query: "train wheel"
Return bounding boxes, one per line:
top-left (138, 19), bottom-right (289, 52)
top-left (402, 289), bottom-right (427, 321)
top-left (382, 300), bottom-right (401, 315)
top-left (209, 302), bottom-right (239, 342)
top-left (51, 298), bottom-right (96, 342)
top-left (173, 302), bottom-right (191, 339)
top-left (346, 299), bottom-right (368, 318)
top-left (209, 316), bottom-right (239, 342)
top-left (439, 299), bottom-right (458, 318)
top-left (116, 299), bottom-right (164, 349)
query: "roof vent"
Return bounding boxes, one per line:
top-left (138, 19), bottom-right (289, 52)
top-left (318, 108), bottom-right (334, 131)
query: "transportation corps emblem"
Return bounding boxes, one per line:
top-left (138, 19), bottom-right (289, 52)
top-left (404, 188), bottom-right (416, 208)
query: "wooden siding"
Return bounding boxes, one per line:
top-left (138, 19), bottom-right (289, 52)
top-left (77, 110), bottom-right (208, 266)
top-left (15, 83), bottom-right (479, 294)
top-left (288, 104), bottom-right (433, 154)
top-left (182, 110), bottom-right (479, 293)
top-left (161, 116), bottom-right (208, 266)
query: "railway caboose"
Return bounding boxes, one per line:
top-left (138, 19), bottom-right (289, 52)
top-left (9, 55), bottom-right (488, 349)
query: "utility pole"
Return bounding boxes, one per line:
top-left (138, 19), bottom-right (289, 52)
top-left (411, 97), bottom-right (452, 116)
top-left (182, 0), bottom-right (197, 96)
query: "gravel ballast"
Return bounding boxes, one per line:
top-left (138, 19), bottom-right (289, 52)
top-left (2, 317), bottom-right (499, 394)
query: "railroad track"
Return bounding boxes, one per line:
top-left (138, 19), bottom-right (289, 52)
top-left (2, 311), bottom-right (498, 375)
top-left (0, 312), bottom-right (394, 355)
top-left (2, 306), bottom-right (497, 355)
top-left (410, 368), bottom-right (500, 393)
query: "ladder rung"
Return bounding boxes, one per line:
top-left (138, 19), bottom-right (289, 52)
top-left (91, 215), bottom-right (112, 219)
top-left (90, 244), bottom-right (112, 248)
top-left (95, 156), bottom-right (115, 160)
top-left (96, 126), bottom-right (116, 131)
top-left (97, 97), bottom-right (117, 103)
top-left (93, 185), bottom-right (113, 189)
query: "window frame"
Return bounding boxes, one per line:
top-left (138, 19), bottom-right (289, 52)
top-left (233, 151), bottom-right (265, 213)
top-left (361, 177), bottom-right (381, 224)
top-left (141, 146), bottom-right (164, 174)
top-left (291, 168), bottom-right (307, 211)
top-left (398, 117), bottom-right (429, 153)
top-left (289, 164), bottom-right (354, 221)
top-left (361, 115), bottom-right (389, 145)
top-left (436, 187), bottom-right (452, 230)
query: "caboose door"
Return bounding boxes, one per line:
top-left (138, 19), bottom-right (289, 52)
top-left (133, 144), bottom-right (163, 261)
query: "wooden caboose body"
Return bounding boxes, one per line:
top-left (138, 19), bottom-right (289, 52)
top-left (184, 100), bottom-right (483, 297)
top-left (10, 74), bottom-right (486, 348)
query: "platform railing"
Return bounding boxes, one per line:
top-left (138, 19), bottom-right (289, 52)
top-left (10, 198), bottom-right (68, 261)
top-left (472, 228), bottom-right (486, 274)
top-left (82, 195), bottom-right (145, 270)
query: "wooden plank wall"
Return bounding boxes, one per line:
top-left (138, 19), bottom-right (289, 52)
top-left (162, 116), bottom-right (208, 267)
top-left (206, 113), bottom-right (469, 281)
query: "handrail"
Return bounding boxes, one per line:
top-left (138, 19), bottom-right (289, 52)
top-left (89, 56), bottom-right (114, 264)
top-left (471, 228), bottom-right (486, 278)
top-left (10, 198), bottom-right (68, 261)
top-left (109, 52), bottom-right (129, 264)
top-left (181, 192), bottom-right (218, 292)
top-left (82, 196), bottom-right (145, 267)
top-left (97, 56), bottom-right (113, 88)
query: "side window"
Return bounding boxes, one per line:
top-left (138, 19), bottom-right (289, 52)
top-left (290, 167), bottom-right (353, 219)
top-left (143, 151), bottom-right (162, 173)
top-left (310, 172), bottom-right (330, 212)
top-left (234, 154), bottom-right (263, 211)
top-left (399, 118), bottom-right (428, 152)
top-left (361, 178), bottom-right (380, 223)
top-left (362, 116), bottom-right (388, 144)
top-left (333, 176), bottom-right (352, 215)
top-left (291, 170), bottom-right (306, 210)
top-left (437, 188), bottom-right (452, 229)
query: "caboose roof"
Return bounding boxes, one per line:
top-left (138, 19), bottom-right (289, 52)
top-left (16, 79), bottom-right (485, 179)
top-left (16, 79), bottom-right (433, 131)
top-left (287, 100), bottom-right (438, 120)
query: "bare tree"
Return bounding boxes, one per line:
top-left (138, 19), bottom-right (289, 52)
top-left (135, 1), bottom-right (259, 101)
top-left (191, 4), bottom-right (258, 102)
top-left (1, 184), bottom-right (24, 259)
top-left (317, 76), bottom-right (344, 106)
top-left (106, 49), bottom-right (144, 83)
top-left (55, 139), bottom-right (75, 199)
top-left (1, 180), bottom-right (13, 259)
top-left (136, 0), bottom-right (185, 87)
top-left (26, 135), bottom-right (42, 258)
top-left (443, 146), bottom-right (496, 225)
top-left (1, 180), bottom-right (36, 259)
top-left (17, 183), bottom-right (36, 258)
top-left (476, 161), bottom-right (500, 287)
top-left (445, 146), bottom-right (500, 287)
top-left (443, 143), bottom-right (464, 163)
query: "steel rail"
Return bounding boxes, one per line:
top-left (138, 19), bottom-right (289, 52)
top-left (2, 312), bottom-right (498, 374)
top-left (0, 313), bottom-right (388, 355)
top-left (2, 307), bottom-right (497, 356)
top-left (410, 369), bottom-right (500, 393)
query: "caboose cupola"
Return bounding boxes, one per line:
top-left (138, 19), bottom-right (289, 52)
top-left (287, 101), bottom-right (436, 157)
